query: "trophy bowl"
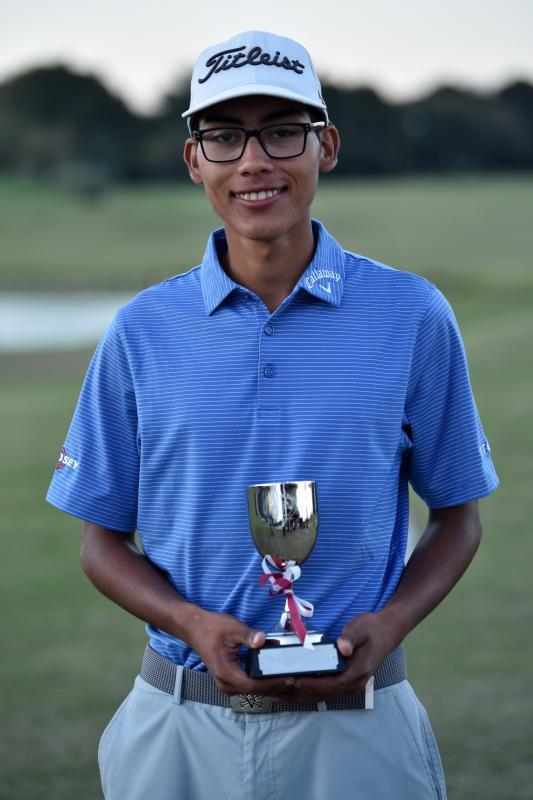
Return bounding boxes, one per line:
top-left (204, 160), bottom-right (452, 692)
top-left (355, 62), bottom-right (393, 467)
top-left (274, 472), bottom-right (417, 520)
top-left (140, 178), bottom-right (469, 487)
top-left (246, 481), bottom-right (345, 678)
top-left (247, 480), bottom-right (318, 566)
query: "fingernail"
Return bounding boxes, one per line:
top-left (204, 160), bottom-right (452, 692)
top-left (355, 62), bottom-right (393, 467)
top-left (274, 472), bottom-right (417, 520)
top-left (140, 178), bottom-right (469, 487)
top-left (338, 638), bottom-right (352, 655)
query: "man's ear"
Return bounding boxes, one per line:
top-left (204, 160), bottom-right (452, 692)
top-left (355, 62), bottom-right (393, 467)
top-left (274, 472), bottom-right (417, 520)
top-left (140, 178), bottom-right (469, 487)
top-left (183, 138), bottom-right (204, 185)
top-left (319, 125), bottom-right (340, 174)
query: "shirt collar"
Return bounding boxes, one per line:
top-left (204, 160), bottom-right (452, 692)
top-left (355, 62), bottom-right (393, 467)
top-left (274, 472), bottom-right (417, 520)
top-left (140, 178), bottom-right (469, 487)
top-left (297, 221), bottom-right (345, 307)
top-left (200, 220), bottom-right (346, 315)
top-left (200, 229), bottom-right (240, 315)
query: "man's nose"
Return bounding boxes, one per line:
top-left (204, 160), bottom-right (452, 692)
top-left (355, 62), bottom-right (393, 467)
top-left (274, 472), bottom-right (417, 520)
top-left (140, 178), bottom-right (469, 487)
top-left (237, 134), bottom-right (274, 173)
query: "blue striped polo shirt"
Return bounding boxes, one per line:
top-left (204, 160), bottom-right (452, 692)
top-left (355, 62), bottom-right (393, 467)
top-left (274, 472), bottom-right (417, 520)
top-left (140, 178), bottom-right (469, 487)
top-left (47, 221), bottom-right (498, 670)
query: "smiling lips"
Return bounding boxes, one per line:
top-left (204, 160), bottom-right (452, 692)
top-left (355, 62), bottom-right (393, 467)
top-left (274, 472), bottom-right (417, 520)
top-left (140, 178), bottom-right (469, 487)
top-left (233, 188), bottom-right (284, 202)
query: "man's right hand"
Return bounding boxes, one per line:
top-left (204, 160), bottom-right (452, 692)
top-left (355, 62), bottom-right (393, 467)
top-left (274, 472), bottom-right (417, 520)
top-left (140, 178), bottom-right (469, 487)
top-left (185, 608), bottom-right (297, 697)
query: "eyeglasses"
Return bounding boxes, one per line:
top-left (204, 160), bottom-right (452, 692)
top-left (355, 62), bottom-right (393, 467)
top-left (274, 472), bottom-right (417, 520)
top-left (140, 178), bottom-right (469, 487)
top-left (192, 121), bottom-right (326, 163)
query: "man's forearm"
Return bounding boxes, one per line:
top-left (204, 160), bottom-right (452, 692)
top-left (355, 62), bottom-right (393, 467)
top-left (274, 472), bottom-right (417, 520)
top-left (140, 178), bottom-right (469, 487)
top-left (266, 500), bottom-right (484, 703)
top-left (80, 522), bottom-right (203, 645)
top-left (378, 500), bottom-right (482, 645)
top-left (80, 522), bottom-right (296, 697)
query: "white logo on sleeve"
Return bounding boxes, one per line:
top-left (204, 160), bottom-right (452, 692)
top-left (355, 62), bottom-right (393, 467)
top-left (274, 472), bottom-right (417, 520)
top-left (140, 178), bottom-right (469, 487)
top-left (480, 441), bottom-right (491, 458)
top-left (55, 446), bottom-right (80, 471)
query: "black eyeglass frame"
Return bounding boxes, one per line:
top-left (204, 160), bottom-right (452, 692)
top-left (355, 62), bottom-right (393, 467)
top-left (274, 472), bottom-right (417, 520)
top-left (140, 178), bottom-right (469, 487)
top-left (192, 121), bottom-right (327, 163)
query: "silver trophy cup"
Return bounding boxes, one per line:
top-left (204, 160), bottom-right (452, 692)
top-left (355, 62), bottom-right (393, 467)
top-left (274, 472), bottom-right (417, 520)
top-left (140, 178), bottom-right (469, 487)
top-left (246, 481), bottom-right (345, 678)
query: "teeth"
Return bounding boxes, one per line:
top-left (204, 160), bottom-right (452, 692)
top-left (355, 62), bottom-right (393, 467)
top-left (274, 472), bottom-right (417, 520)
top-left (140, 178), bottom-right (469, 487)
top-left (236, 189), bottom-right (281, 201)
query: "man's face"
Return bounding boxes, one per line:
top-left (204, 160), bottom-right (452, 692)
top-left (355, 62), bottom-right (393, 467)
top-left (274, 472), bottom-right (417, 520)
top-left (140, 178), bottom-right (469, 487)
top-left (183, 95), bottom-right (339, 245)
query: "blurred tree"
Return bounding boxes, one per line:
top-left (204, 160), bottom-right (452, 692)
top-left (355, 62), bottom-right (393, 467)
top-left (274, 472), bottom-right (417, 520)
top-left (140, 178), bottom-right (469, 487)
top-left (402, 86), bottom-right (530, 172)
top-left (322, 85), bottom-right (406, 174)
top-left (496, 81), bottom-right (533, 165)
top-left (135, 81), bottom-right (191, 181)
top-left (0, 65), bottom-right (531, 182)
top-left (0, 64), bottom-right (144, 184)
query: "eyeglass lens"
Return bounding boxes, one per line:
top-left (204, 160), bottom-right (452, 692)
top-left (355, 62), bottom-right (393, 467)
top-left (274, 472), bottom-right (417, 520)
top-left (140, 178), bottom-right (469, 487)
top-left (200, 124), bottom-right (307, 162)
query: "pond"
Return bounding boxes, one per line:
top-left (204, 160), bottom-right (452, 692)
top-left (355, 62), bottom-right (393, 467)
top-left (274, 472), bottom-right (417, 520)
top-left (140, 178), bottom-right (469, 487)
top-left (0, 292), bottom-right (133, 352)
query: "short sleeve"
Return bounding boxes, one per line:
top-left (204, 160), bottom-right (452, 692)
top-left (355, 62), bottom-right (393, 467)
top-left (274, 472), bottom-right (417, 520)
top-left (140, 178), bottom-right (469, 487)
top-left (46, 315), bottom-right (139, 531)
top-left (405, 288), bottom-right (499, 508)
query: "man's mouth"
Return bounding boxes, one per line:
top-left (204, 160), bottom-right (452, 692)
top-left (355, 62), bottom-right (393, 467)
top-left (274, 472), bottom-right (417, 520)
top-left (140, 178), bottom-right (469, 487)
top-left (233, 188), bottom-right (284, 202)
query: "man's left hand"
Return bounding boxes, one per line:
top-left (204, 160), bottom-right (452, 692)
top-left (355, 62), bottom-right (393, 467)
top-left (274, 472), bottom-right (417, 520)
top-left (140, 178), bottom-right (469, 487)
top-left (274, 608), bottom-right (403, 703)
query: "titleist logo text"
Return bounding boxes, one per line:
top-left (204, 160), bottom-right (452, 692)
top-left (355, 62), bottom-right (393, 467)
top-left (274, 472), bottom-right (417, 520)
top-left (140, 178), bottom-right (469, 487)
top-left (198, 46), bottom-right (306, 84)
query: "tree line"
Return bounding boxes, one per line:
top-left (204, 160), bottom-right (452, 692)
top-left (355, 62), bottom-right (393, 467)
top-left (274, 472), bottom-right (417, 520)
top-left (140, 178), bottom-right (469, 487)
top-left (1, 64), bottom-right (532, 188)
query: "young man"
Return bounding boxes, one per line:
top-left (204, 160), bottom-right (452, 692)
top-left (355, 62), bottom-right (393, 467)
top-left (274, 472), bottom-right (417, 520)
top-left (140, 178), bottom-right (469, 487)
top-left (47, 31), bottom-right (498, 799)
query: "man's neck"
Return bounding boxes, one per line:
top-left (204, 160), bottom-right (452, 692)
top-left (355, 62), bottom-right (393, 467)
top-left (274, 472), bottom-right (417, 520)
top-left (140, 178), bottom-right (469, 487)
top-left (221, 221), bottom-right (316, 313)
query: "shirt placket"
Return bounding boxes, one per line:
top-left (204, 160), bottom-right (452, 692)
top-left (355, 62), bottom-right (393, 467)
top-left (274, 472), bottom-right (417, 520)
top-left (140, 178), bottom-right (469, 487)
top-left (249, 297), bottom-right (281, 424)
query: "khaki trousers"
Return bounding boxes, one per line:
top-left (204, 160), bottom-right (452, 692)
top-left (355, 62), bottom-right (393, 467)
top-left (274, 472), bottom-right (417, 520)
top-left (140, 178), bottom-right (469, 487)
top-left (99, 674), bottom-right (446, 800)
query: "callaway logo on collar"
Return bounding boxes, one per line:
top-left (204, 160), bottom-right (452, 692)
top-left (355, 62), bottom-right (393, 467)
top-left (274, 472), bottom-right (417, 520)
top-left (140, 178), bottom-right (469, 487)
top-left (305, 269), bottom-right (342, 290)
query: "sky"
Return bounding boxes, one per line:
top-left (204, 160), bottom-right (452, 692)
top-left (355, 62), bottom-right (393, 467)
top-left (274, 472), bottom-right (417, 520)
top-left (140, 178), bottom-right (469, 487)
top-left (2, 0), bottom-right (533, 113)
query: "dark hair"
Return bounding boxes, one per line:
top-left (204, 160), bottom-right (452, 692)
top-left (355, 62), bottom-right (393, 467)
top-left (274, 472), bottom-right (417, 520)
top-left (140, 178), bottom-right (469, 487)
top-left (305, 105), bottom-right (328, 124)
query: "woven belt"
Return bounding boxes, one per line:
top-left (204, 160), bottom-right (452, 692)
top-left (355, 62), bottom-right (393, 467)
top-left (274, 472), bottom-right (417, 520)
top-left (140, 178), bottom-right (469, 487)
top-left (140, 644), bottom-right (407, 714)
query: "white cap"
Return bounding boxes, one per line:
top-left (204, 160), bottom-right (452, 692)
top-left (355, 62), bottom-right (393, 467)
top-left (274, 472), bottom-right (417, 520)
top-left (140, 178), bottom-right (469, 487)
top-left (182, 31), bottom-right (328, 124)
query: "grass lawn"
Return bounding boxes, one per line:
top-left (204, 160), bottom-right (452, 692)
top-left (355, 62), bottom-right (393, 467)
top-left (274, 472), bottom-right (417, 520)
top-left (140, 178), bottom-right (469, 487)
top-left (1, 176), bottom-right (532, 798)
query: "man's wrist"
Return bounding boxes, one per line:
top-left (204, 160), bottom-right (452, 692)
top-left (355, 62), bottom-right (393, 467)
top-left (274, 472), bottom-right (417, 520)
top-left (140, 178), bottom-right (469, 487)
top-left (168, 600), bottom-right (209, 647)
top-left (376, 603), bottom-right (412, 648)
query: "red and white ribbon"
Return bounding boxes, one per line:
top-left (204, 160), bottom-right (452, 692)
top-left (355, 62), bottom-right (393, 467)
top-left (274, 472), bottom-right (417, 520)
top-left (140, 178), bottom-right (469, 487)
top-left (260, 554), bottom-right (314, 649)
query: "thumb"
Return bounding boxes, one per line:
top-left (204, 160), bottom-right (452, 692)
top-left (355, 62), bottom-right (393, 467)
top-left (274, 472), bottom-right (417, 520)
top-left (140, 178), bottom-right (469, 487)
top-left (336, 636), bottom-right (355, 658)
top-left (227, 619), bottom-right (265, 648)
top-left (337, 622), bottom-right (366, 658)
top-left (222, 618), bottom-right (266, 649)
top-left (247, 628), bottom-right (266, 649)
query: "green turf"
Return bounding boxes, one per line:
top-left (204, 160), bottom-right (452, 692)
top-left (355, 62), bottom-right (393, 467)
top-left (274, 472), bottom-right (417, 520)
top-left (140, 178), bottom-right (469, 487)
top-left (1, 176), bottom-right (532, 799)
top-left (2, 175), bottom-right (533, 312)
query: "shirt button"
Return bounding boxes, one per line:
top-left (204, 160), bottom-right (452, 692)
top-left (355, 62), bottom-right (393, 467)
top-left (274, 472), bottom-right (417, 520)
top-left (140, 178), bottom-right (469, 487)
top-left (263, 365), bottom-right (275, 378)
top-left (264, 324), bottom-right (274, 336)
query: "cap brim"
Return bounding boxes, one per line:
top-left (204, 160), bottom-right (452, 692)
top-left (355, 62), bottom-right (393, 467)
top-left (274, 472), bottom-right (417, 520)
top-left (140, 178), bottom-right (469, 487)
top-left (182, 83), bottom-right (327, 121)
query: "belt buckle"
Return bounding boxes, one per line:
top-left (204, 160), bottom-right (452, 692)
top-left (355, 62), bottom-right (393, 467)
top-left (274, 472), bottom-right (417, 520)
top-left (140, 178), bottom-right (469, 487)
top-left (230, 693), bottom-right (273, 714)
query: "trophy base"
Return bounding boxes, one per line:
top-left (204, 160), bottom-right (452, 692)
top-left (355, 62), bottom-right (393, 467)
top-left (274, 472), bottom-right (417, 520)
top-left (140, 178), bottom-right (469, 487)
top-left (246, 633), bottom-right (345, 678)
top-left (266, 629), bottom-right (325, 647)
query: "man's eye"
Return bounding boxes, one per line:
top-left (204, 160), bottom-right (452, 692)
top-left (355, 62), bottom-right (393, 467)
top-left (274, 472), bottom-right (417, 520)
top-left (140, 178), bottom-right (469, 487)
top-left (204, 130), bottom-right (239, 144)
top-left (268, 126), bottom-right (299, 140)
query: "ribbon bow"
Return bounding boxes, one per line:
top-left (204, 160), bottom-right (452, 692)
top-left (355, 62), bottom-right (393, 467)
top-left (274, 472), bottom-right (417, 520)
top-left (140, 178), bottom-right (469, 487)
top-left (260, 554), bottom-right (314, 649)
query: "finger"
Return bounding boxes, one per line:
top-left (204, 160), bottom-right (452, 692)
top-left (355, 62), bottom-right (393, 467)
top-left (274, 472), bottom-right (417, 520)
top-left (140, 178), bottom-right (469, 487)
top-left (290, 659), bottom-right (370, 699)
top-left (337, 636), bottom-right (355, 657)
top-left (337, 620), bottom-right (368, 657)
top-left (289, 674), bottom-right (341, 698)
top-left (224, 622), bottom-right (266, 649)
top-left (212, 660), bottom-right (260, 695)
top-left (212, 655), bottom-right (295, 696)
top-left (225, 674), bottom-right (297, 697)
top-left (247, 676), bottom-right (297, 697)
top-left (247, 629), bottom-right (266, 649)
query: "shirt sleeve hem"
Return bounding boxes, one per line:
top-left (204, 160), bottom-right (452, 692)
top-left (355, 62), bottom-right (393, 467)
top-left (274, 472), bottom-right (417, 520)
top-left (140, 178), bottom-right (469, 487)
top-left (423, 476), bottom-right (500, 510)
top-left (46, 494), bottom-right (136, 534)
